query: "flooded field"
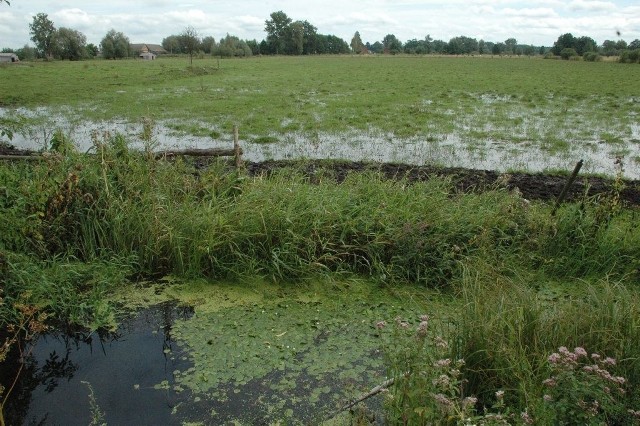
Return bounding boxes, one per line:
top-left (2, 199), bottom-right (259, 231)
top-left (3, 107), bottom-right (639, 179)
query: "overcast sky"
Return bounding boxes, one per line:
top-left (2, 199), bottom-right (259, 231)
top-left (1, 1), bottom-right (639, 49)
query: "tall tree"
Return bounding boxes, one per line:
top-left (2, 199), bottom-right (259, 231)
top-left (200, 36), bottom-right (216, 54)
top-left (289, 21), bottom-right (304, 55)
top-left (382, 34), bottom-right (402, 54)
top-left (552, 33), bottom-right (575, 56)
top-left (54, 27), bottom-right (87, 60)
top-left (265, 11), bottom-right (292, 54)
top-left (29, 13), bottom-right (56, 59)
top-left (504, 38), bottom-right (517, 55)
top-left (180, 26), bottom-right (200, 64)
top-left (351, 31), bottom-right (364, 54)
top-left (101, 29), bottom-right (130, 59)
top-left (162, 35), bottom-right (181, 54)
top-left (301, 20), bottom-right (318, 55)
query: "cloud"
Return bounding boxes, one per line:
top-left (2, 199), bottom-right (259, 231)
top-left (568, 0), bottom-right (616, 12)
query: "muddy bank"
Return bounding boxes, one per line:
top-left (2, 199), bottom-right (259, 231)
top-left (2, 144), bottom-right (638, 206)
top-left (245, 160), bottom-right (640, 207)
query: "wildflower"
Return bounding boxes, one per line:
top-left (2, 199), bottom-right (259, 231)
top-left (548, 352), bottom-right (561, 364)
top-left (495, 390), bottom-right (504, 400)
top-left (433, 393), bottom-right (452, 409)
top-left (603, 357), bottom-right (616, 366)
top-left (591, 353), bottom-right (601, 361)
top-left (461, 396), bottom-right (478, 410)
top-left (398, 321), bottom-right (409, 329)
top-left (574, 347), bottom-right (588, 358)
top-left (520, 411), bottom-right (534, 425)
top-left (419, 314), bottom-right (429, 322)
top-left (542, 378), bottom-right (556, 387)
top-left (434, 336), bottom-right (448, 349)
top-left (375, 320), bottom-right (386, 329)
top-left (628, 409), bottom-right (640, 418)
top-left (434, 358), bottom-right (451, 368)
top-left (432, 374), bottom-right (450, 388)
top-left (543, 394), bottom-right (553, 402)
top-left (416, 320), bottom-right (428, 338)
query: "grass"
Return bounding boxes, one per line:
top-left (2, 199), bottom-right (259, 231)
top-left (1, 56), bottom-right (640, 158)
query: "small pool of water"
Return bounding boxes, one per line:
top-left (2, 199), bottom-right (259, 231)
top-left (3, 303), bottom-right (194, 426)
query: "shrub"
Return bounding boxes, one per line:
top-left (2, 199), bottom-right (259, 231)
top-left (583, 52), bottom-right (602, 62)
top-left (560, 48), bottom-right (578, 60)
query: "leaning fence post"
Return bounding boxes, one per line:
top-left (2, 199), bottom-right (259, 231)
top-left (552, 159), bottom-right (584, 216)
top-left (233, 125), bottom-right (243, 169)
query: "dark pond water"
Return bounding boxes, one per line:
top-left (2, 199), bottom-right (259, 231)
top-left (2, 303), bottom-right (195, 426)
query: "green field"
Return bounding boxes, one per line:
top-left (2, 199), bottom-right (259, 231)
top-left (2, 56), bottom-right (640, 175)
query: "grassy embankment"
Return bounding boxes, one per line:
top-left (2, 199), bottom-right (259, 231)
top-left (1, 56), bottom-right (639, 165)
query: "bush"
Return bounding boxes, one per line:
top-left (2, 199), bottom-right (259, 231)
top-left (583, 52), bottom-right (602, 62)
top-left (560, 48), bottom-right (578, 60)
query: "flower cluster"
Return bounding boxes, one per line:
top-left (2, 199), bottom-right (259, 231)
top-left (542, 346), bottom-right (628, 424)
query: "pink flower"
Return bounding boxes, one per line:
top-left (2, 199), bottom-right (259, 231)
top-left (603, 357), bottom-right (616, 366)
top-left (542, 378), bottom-right (557, 387)
top-left (574, 347), bottom-right (587, 357)
top-left (521, 411), bottom-right (534, 425)
top-left (462, 396), bottom-right (478, 409)
top-left (548, 353), bottom-right (561, 364)
top-left (434, 358), bottom-right (451, 368)
top-left (375, 320), bottom-right (386, 329)
top-left (591, 353), bottom-right (601, 361)
top-left (543, 394), bottom-right (553, 402)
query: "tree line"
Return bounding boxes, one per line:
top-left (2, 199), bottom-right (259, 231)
top-left (3, 10), bottom-right (640, 64)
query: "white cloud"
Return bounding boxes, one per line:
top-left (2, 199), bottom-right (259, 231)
top-left (1, 0), bottom-right (638, 48)
top-left (568, 0), bottom-right (616, 12)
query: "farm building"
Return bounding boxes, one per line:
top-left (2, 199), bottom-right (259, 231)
top-left (131, 43), bottom-right (166, 59)
top-left (0, 53), bottom-right (20, 63)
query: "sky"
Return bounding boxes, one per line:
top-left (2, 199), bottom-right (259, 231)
top-left (1, 0), bottom-right (639, 49)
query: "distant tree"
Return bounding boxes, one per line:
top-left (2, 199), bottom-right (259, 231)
top-left (552, 33), bottom-right (576, 56)
top-left (85, 43), bottom-right (98, 58)
top-left (448, 36), bottom-right (478, 55)
top-left (246, 39), bottom-right (260, 55)
top-left (382, 34), bottom-right (402, 54)
top-left (504, 38), bottom-right (517, 55)
top-left (162, 35), bottom-right (181, 54)
top-left (615, 40), bottom-right (628, 51)
top-left (630, 39), bottom-right (640, 50)
top-left (316, 34), bottom-right (349, 54)
top-left (180, 26), bottom-right (200, 64)
top-left (492, 42), bottom-right (504, 55)
top-left (53, 27), bottom-right (87, 60)
top-left (200, 36), bottom-right (216, 54)
top-left (351, 31), bottom-right (365, 54)
top-left (574, 36), bottom-right (597, 55)
top-left (431, 39), bottom-right (447, 54)
top-left (601, 39), bottom-right (617, 55)
top-left (289, 21), bottom-right (304, 55)
top-left (368, 41), bottom-right (383, 54)
top-left (16, 44), bottom-right (37, 61)
top-left (265, 11), bottom-right (292, 54)
top-left (29, 13), bottom-right (56, 59)
top-left (214, 34), bottom-right (252, 57)
top-left (100, 29), bottom-right (130, 59)
top-left (300, 21), bottom-right (318, 55)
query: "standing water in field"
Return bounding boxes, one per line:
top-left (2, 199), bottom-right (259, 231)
top-left (2, 107), bottom-right (639, 179)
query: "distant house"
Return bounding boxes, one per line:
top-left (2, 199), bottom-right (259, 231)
top-left (0, 53), bottom-right (20, 63)
top-left (131, 43), bottom-right (167, 59)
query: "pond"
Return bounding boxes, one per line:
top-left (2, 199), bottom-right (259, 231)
top-left (2, 280), bottom-right (442, 425)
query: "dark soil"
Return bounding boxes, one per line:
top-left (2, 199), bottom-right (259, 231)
top-left (2, 145), bottom-right (638, 206)
top-left (245, 160), bottom-right (640, 207)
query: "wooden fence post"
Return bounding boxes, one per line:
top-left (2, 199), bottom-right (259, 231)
top-left (233, 125), bottom-right (243, 169)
